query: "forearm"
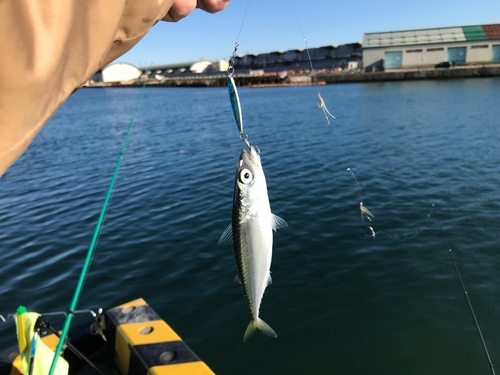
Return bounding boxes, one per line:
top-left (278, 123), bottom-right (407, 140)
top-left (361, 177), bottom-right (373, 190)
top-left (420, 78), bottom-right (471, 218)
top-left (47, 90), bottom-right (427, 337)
top-left (0, 0), bottom-right (174, 176)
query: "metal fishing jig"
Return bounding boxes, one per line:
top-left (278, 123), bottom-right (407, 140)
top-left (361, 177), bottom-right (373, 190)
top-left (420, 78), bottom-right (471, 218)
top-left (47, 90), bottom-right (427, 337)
top-left (227, 42), bottom-right (244, 136)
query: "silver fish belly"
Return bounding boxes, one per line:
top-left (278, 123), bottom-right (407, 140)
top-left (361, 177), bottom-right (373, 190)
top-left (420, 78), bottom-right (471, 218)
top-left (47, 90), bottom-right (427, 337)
top-left (219, 145), bottom-right (287, 342)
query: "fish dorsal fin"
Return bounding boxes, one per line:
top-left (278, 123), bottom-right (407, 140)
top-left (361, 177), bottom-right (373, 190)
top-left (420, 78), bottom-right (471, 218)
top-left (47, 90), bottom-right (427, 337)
top-left (218, 223), bottom-right (233, 245)
top-left (272, 214), bottom-right (288, 231)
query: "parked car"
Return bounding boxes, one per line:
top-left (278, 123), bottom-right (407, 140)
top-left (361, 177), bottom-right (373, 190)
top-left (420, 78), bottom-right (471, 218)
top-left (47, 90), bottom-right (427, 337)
top-left (435, 61), bottom-right (456, 69)
top-left (364, 66), bottom-right (384, 73)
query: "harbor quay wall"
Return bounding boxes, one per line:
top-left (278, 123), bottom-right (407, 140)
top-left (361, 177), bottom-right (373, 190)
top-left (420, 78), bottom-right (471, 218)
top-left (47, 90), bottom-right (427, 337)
top-left (85, 66), bottom-right (500, 88)
top-left (318, 65), bottom-right (500, 83)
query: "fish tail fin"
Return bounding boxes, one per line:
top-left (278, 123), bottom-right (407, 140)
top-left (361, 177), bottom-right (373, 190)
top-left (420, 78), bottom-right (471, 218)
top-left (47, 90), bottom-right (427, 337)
top-left (243, 318), bottom-right (277, 342)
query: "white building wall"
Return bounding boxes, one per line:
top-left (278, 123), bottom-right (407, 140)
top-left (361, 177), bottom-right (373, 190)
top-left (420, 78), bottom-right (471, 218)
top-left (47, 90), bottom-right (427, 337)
top-left (348, 61), bottom-right (359, 70)
top-left (467, 44), bottom-right (492, 63)
top-left (402, 45), bottom-right (449, 67)
top-left (364, 41), bottom-right (498, 69)
top-left (420, 47), bottom-right (447, 65)
top-left (362, 49), bottom-right (385, 67)
top-left (213, 60), bottom-right (229, 71)
top-left (403, 48), bottom-right (426, 66)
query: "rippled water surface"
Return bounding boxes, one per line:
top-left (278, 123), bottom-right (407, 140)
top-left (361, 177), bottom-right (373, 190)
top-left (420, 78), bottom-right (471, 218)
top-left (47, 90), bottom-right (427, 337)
top-left (1, 78), bottom-right (500, 375)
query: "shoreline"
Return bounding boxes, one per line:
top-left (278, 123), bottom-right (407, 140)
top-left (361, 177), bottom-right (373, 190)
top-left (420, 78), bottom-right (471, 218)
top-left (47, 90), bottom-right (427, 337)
top-left (319, 65), bottom-right (500, 84)
top-left (84, 65), bottom-right (500, 88)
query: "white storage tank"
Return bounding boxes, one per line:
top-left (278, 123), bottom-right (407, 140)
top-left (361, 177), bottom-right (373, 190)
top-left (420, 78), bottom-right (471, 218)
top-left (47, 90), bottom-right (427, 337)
top-left (102, 63), bottom-right (142, 83)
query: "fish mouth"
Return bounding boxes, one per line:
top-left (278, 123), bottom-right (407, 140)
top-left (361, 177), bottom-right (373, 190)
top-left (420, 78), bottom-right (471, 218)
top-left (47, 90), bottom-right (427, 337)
top-left (239, 148), bottom-right (251, 167)
top-left (240, 144), bottom-right (255, 161)
top-left (240, 145), bottom-right (260, 167)
top-left (249, 145), bottom-right (259, 158)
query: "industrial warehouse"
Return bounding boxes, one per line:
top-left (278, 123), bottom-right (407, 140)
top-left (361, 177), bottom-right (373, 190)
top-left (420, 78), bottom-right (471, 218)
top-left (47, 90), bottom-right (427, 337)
top-left (230, 43), bottom-right (362, 72)
top-left (90, 23), bottom-right (500, 85)
top-left (363, 24), bottom-right (500, 70)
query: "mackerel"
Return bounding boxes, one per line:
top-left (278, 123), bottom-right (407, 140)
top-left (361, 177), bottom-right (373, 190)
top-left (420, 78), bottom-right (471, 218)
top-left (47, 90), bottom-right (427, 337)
top-left (219, 145), bottom-right (287, 342)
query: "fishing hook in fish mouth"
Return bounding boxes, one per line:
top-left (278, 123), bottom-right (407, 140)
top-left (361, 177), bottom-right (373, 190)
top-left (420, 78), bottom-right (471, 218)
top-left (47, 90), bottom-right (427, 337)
top-left (240, 132), bottom-right (251, 150)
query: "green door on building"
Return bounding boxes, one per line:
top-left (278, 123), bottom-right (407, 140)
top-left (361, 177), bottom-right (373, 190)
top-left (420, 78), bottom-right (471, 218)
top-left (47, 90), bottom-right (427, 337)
top-left (385, 51), bottom-right (402, 69)
top-left (492, 45), bottom-right (500, 63)
top-left (447, 47), bottom-right (466, 64)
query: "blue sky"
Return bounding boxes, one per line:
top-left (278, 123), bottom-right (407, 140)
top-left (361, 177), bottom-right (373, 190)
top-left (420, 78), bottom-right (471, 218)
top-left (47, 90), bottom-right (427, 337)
top-left (118, 0), bottom-right (500, 67)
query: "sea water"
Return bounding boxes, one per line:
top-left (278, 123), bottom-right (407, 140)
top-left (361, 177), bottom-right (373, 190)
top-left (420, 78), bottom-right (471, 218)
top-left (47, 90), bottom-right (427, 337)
top-left (1, 78), bottom-right (500, 375)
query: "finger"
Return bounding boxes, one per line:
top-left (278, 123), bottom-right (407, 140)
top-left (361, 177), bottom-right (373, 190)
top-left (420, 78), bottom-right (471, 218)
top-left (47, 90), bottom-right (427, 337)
top-left (162, 0), bottom-right (230, 22)
top-left (162, 0), bottom-right (198, 22)
top-left (197, 0), bottom-right (230, 14)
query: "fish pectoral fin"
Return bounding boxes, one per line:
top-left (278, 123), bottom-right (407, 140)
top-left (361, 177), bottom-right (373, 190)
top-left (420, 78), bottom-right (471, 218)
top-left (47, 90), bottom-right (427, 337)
top-left (233, 275), bottom-right (241, 284)
top-left (243, 318), bottom-right (277, 342)
top-left (217, 223), bottom-right (233, 245)
top-left (267, 273), bottom-right (272, 285)
top-left (271, 214), bottom-right (288, 231)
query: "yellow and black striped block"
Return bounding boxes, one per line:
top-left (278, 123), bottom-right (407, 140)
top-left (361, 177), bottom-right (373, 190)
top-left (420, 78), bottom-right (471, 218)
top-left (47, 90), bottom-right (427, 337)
top-left (106, 298), bottom-right (215, 375)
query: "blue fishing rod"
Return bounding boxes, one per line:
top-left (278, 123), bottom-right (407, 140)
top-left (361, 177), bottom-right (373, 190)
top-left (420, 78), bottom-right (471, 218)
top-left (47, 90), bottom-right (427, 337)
top-left (28, 323), bottom-right (39, 375)
top-left (48, 80), bottom-right (148, 375)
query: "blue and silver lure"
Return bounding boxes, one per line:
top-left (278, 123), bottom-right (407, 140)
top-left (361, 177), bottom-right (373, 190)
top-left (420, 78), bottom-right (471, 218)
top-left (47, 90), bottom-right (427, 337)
top-left (227, 42), bottom-right (245, 137)
top-left (227, 75), bottom-right (243, 134)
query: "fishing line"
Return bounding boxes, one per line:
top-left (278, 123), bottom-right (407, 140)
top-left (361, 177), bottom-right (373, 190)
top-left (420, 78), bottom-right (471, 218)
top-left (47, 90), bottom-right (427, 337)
top-left (291, 8), bottom-right (336, 124)
top-left (347, 167), bottom-right (363, 198)
top-left (434, 212), bottom-right (495, 375)
top-left (48, 78), bottom-right (148, 375)
top-left (347, 168), bottom-right (434, 241)
top-left (293, 12), bottom-right (319, 86)
top-left (227, 0), bottom-right (251, 149)
top-left (234, 0), bottom-right (250, 42)
top-left (346, 168), bottom-right (374, 222)
top-left (365, 204), bottom-right (434, 241)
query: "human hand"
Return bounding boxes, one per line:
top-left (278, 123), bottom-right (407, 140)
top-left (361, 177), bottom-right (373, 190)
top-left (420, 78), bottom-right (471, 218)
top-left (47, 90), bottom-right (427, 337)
top-left (162, 0), bottom-right (230, 22)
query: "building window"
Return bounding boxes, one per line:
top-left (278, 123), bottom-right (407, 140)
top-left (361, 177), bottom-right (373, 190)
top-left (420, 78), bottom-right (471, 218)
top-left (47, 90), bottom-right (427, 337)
top-left (385, 51), bottom-right (403, 68)
top-left (492, 45), bottom-right (500, 63)
top-left (427, 48), bottom-right (444, 52)
top-left (448, 47), bottom-right (467, 64)
top-left (406, 49), bottom-right (423, 53)
top-left (470, 45), bottom-right (488, 49)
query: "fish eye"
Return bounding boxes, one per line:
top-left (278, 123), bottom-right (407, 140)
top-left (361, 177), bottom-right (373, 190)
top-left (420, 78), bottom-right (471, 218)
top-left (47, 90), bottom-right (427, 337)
top-left (239, 168), bottom-right (253, 184)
